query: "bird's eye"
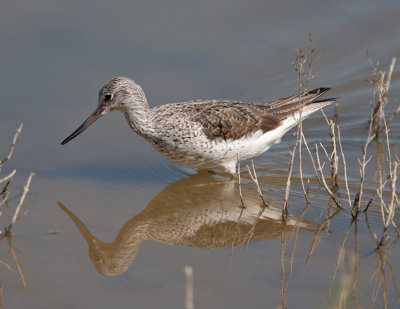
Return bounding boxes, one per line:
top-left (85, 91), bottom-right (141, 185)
top-left (104, 94), bottom-right (112, 101)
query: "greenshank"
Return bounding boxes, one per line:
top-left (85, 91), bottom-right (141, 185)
top-left (61, 77), bottom-right (336, 174)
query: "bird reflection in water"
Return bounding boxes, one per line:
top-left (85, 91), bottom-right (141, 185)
top-left (58, 173), bottom-right (317, 276)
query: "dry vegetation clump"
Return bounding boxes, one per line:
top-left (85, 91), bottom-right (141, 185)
top-left (271, 31), bottom-right (399, 308)
top-left (324, 55), bottom-right (398, 309)
top-left (0, 124), bottom-right (34, 306)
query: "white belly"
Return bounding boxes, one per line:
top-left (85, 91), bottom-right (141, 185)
top-left (147, 114), bottom-right (302, 174)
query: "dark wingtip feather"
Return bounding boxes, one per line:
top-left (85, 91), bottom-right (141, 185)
top-left (313, 97), bottom-right (340, 103)
top-left (308, 87), bottom-right (331, 95)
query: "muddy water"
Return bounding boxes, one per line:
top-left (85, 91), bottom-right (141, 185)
top-left (1, 0), bottom-right (400, 308)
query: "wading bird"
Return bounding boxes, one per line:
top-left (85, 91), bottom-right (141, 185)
top-left (62, 77), bottom-right (336, 174)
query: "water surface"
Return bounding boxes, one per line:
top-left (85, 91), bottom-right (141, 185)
top-left (1, 0), bottom-right (400, 308)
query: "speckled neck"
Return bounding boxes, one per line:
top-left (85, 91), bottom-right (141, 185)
top-left (121, 95), bottom-right (153, 137)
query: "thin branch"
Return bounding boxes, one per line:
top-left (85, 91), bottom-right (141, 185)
top-left (0, 283), bottom-right (3, 309)
top-left (337, 126), bottom-right (352, 209)
top-left (0, 169), bottom-right (16, 185)
top-left (8, 172), bottom-right (35, 233)
top-left (314, 145), bottom-right (343, 209)
top-left (6, 235), bottom-right (28, 290)
top-left (0, 123), bottom-right (23, 166)
top-left (327, 219), bottom-right (354, 298)
top-left (246, 161), bottom-right (268, 208)
top-left (184, 266), bottom-right (194, 309)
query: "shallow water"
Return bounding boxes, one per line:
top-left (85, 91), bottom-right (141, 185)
top-left (1, 0), bottom-right (400, 308)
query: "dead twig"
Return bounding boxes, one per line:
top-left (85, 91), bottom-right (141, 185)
top-left (327, 219), bottom-right (354, 298)
top-left (246, 161), bottom-right (268, 208)
top-left (314, 145), bottom-right (343, 209)
top-left (243, 161), bottom-right (269, 249)
top-left (6, 235), bottom-right (28, 290)
top-left (337, 126), bottom-right (352, 210)
top-left (0, 124), bottom-right (23, 167)
top-left (6, 172), bottom-right (35, 234)
top-left (0, 123), bottom-right (35, 295)
top-left (0, 283), bottom-right (3, 309)
top-left (184, 266), bottom-right (194, 309)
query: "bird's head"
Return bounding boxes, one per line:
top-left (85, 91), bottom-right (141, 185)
top-left (61, 76), bottom-right (146, 145)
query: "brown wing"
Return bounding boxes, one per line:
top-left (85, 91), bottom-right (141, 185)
top-left (191, 102), bottom-right (282, 141)
top-left (191, 88), bottom-right (335, 141)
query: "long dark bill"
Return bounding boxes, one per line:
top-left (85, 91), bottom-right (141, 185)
top-left (61, 108), bottom-right (103, 145)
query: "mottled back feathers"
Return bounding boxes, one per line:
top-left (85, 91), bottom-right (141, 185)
top-left (186, 87), bottom-right (335, 141)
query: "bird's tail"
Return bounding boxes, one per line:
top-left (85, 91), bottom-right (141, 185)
top-left (265, 87), bottom-right (338, 120)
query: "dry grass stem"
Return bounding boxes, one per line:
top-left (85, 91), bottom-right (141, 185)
top-left (228, 203), bottom-right (246, 262)
top-left (321, 110), bottom-right (339, 190)
top-left (292, 29), bottom-right (320, 92)
top-left (0, 123), bottom-right (23, 167)
top-left (0, 170), bottom-right (16, 186)
top-left (8, 172), bottom-right (35, 232)
top-left (284, 29), bottom-right (319, 216)
top-left (337, 127), bottom-right (352, 209)
top-left (327, 219), bottom-right (354, 298)
top-left (302, 134), bottom-right (323, 185)
top-left (351, 220), bottom-right (359, 304)
top-left (384, 58), bottom-right (396, 94)
top-left (388, 105), bottom-right (400, 124)
top-left (298, 133), bottom-right (310, 203)
top-left (371, 57), bottom-right (396, 131)
top-left (0, 195), bottom-right (9, 213)
top-left (237, 156), bottom-right (245, 209)
top-left (373, 248), bottom-right (390, 308)
top-left (386, 258), bottom-right (400, 302)
top-left (0, 259), bottom-right (11, 271)
top-left (376, 161), bottom-right (399, 246)
top-left (306, 210), bottom-right (341, 264)
top-left (280, 223), bottom-right (287, 309)
top-left (354, 91), bottom-right (375, 213)
top-left (282, 201), bottom-right (310, 306)
top-left (0, 284), bottom-right (3, 309)
top-left (229, 157), bottom-right (246, 261)
top-left (282, 146), bottom-right (297, 215)
top-left (6, 235), bottom-right (28, 290)
top-left (314, 145), bottom-right (343, 209)
top-left (246, 161), bottom-right (268, 208)
top-left (184, 266), bottom-right (194, 309)
top-left (243, 161), bottom-right (269, 249)
top-left (0, 123), bottom-right (35, 296)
